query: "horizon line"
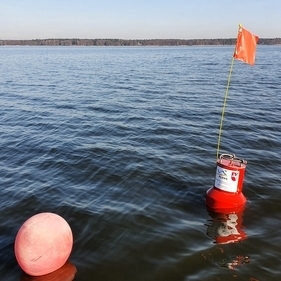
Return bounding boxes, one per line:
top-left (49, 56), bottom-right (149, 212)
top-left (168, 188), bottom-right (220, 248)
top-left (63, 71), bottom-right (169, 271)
top-left (1, 37), bottom-right (281, 41)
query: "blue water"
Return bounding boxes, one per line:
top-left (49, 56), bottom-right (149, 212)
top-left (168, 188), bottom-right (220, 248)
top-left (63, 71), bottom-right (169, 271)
top-left (0, 45), bottom-right (281, 281)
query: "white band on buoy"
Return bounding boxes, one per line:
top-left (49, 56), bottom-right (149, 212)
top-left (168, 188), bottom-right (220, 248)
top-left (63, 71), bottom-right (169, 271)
top-left (214, 166), bottom-right (240, 193)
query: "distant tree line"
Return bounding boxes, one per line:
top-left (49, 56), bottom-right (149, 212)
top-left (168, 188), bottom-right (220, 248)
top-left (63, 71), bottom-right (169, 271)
top-left (0, 38), bottom-right (280, 46)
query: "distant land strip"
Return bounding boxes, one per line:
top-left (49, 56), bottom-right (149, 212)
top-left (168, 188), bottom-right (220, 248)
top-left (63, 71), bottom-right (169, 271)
top-left (1, 38), bottom-right (281, 46)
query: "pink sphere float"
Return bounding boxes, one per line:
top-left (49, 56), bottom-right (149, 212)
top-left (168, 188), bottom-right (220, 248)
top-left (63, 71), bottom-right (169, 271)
top-left (14, 212), bottom-right (73, 276)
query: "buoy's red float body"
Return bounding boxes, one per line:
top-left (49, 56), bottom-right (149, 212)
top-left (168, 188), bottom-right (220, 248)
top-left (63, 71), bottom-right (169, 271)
top-left (206, 154), bottom-right (247, 211)
top-left (15, 212), bottom-right (73, 276)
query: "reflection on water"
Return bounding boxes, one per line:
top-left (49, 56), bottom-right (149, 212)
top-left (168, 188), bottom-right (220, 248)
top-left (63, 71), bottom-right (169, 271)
top-left (219, 255), bottom-right (251, 270)
top-left (205, 205), bottom-right (246, 244)
top-left (20, 261), bottom-right (77, 281)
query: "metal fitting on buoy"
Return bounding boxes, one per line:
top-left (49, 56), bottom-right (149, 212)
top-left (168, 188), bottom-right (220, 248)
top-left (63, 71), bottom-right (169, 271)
top-left (206, 153), bottom-right (247, 211)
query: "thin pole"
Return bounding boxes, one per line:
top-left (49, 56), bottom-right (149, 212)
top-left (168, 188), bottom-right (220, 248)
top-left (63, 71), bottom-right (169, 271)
top-left (216, 55), bottom-right (235, 159)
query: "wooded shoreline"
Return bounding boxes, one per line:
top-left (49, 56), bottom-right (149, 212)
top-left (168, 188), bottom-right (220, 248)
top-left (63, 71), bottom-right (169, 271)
top-left (1, 38), bottom-right (281, 46)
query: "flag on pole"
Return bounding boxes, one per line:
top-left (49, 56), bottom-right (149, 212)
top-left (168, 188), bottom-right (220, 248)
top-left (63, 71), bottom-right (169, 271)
top-left (233, 26), bottom-right (259, 65)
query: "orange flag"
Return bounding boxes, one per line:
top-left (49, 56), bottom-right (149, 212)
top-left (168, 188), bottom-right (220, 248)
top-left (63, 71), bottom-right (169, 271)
top-left (233, 26), bottom-right (258, 65)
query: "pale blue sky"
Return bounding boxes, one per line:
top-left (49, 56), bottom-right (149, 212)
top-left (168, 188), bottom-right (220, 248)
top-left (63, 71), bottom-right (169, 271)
top-left (1, 0), bottom-right (280, 40)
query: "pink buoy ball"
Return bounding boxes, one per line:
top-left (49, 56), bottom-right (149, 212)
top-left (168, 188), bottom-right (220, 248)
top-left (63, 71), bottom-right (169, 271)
top-left (15, 212), bottom-right (73, 276)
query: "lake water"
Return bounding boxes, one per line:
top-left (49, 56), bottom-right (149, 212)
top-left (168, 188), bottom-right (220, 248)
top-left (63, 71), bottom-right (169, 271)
top-left (0, 45), bottom-right (281, 281)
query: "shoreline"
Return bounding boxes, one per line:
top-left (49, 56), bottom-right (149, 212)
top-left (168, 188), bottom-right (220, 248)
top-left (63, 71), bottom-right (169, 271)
top-left (1, 38), bottom-right (280, 46)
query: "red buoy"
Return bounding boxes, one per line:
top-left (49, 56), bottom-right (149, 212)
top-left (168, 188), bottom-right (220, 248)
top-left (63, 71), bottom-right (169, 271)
top-left (206, 154), bottom-right (247, 211)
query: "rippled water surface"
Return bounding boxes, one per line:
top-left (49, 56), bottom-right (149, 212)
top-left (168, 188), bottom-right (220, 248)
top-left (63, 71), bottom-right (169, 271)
top-left (1, 45), bottom-right (281, 280)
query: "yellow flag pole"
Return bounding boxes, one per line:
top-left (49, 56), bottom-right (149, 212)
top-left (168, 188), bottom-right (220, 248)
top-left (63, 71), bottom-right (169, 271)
top-left (216, 56), bottom-right (235, 159)
top-left (216, 24), bottom-right (241, 160)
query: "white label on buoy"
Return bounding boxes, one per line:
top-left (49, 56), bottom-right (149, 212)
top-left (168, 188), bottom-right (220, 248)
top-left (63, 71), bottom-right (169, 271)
top-left (214, 166), bottom-right (239, 193)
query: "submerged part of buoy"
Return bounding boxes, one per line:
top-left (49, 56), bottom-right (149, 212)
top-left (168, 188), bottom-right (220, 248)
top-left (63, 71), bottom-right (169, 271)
top-left (206, 153), bottom-right (247, 211)
top-left (20, 261), bottom-right (77, 281)
top-left (15, 212), bottom-right (73, 276)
